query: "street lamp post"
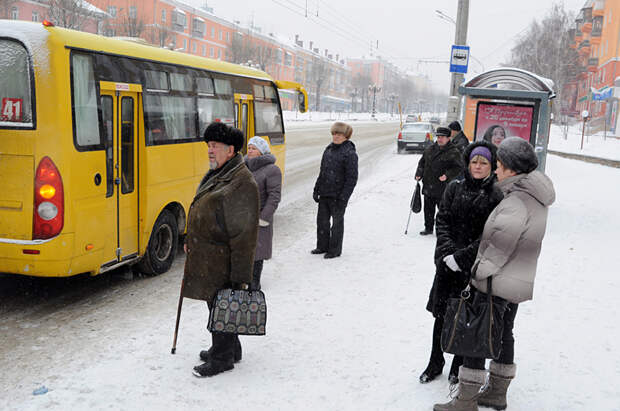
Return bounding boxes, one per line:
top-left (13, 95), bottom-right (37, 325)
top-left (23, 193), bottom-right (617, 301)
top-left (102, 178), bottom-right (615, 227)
top-left (369, 84), bottom-right (381, 120)
top-left (350, 88), bottom-right (359, 113)
top-left (388, 93), bottom-right (397, 117)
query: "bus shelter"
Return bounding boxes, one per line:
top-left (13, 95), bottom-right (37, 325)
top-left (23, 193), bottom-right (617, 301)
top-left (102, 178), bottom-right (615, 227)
top-left (459, 68), bottom-right (556, 171)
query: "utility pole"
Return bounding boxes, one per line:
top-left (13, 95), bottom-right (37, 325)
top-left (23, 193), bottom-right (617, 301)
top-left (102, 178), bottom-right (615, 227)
top-left (446, 0), bottom-right (469, 124)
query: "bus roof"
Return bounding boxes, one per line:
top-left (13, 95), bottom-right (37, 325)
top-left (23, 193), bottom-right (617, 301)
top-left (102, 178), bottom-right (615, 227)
top-left (0, 20), bottom-right (274, 83)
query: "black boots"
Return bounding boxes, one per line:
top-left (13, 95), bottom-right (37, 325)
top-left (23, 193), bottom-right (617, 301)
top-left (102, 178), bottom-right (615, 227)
top-left (310, 248), bottom-right (327, 254)
top-left (419, 356), bottom-right (445, 383)
top-left (199, 335), bottom-right (242, 363)
top-left (193, 333), bottom-right (239, 377)
top-left (449, 355), bottom-right (464, 384)
top-left (420, 229), bottom-right (433, 236)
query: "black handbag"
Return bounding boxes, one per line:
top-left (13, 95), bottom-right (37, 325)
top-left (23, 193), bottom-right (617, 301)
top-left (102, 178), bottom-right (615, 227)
top-left (441, 277), bottom-right (507, 359)
top-left (411, 181), bottom-right (422, 213)
top-left (207, 288), bottom-right (267, 336)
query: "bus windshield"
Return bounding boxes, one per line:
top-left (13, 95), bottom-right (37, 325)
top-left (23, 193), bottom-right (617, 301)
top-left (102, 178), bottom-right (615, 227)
top-left (0, 39), bottom-right (33, 127)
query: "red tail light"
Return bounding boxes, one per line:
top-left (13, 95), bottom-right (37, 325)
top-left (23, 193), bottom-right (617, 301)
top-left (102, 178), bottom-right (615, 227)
top-left (33, 157), bottom-right (64, 240)
top-left (398, 131), bottom-right (402, 140)
top-left (426, 132), bottom-right (431, 141)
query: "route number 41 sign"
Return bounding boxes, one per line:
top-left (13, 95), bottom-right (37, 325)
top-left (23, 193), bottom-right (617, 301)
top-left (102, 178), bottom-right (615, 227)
top-left (1, 98), bottom-right (23, 122)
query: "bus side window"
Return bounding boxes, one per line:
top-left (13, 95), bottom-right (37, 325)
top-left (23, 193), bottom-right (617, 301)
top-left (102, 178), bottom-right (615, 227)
top-left (120, 97), bottom-right (134, 194)
top-left (100, 95), bottom-right (114, 197)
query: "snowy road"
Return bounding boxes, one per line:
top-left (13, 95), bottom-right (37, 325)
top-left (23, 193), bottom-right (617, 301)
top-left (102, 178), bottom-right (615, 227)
top-left (1, 123), bottom-right (619, 410)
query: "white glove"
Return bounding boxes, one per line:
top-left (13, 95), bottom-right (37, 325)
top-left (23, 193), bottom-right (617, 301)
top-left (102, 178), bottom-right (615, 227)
top-left (443, 254), bottom-right (461, 272)
top-left (259, 219), bottom-right (270, 227)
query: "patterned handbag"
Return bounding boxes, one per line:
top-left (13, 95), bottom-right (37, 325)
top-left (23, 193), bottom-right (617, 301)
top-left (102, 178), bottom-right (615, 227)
top-left (207, 288), bottom-right (267, 335)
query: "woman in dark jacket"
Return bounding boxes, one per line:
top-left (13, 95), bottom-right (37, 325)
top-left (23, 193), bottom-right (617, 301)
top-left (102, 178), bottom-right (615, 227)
top-left (419, 141), bottom-right (503, 384)
top-left (312, 122), bottom-right (358, 259)
top-left (245, 136), bottom-right (282, 291)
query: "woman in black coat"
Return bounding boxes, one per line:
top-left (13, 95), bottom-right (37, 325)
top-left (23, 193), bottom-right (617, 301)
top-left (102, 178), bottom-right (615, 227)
top-left (311, 122), bottom-right (358, 259)
top-left (419, 141), bottom-right (503, 384)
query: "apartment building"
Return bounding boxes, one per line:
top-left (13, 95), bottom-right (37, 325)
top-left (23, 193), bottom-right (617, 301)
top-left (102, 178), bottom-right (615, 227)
top-left (568, 0), bottom-right (620, 134)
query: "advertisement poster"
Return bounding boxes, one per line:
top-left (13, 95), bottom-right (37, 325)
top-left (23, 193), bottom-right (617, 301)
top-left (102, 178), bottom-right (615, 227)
top-left (474, 102), bottom-right (534, 144)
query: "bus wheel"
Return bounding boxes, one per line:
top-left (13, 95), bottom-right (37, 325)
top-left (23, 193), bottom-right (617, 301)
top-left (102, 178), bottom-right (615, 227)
top-left (137, 210), bottom-right (179, 275)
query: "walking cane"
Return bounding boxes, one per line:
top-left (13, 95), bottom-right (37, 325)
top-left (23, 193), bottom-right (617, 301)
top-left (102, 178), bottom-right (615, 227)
top-left (404, 209), bottom-right (413, 235)
top-left (171, 278), bottom-right (184, 354)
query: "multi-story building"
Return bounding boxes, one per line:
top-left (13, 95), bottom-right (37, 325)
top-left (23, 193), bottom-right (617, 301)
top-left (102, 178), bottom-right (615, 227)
top-left (4, 0), bottom-right (421, 114)
top-left (2, 0), bottom-right (107, 34)
top-left (568, 0), bottom-right (620, 135)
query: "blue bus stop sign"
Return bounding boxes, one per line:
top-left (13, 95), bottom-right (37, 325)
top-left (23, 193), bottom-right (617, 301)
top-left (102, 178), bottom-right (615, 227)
top-left (450, 45), bottom-right (470, 74)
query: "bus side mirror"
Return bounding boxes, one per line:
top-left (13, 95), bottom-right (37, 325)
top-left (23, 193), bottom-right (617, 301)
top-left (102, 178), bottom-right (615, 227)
top-left (298, 92), bottom-right (306, 113)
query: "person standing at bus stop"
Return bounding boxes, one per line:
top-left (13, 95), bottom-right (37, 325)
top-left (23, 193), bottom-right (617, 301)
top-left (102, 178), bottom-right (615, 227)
top-left (311, 122), bottom-right (358, 259)
top-left (245, 136), bottom-right (282, 291)
top-left (448, 121), bottom-right (470, 153)
top-left (182, 122), bottom-right (259, 378)
top-left (415, 127), bottom-right (463, 235)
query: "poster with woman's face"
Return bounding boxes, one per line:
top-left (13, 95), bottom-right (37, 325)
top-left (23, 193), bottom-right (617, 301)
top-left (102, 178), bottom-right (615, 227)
top-left (474, 103), bottom-right (534, 145)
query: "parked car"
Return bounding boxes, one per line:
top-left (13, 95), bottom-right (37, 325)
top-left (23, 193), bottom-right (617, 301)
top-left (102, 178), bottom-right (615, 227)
top-left (397, 122), bottom-right (434, 154)
top-left (405, 114), bottom-right (419, 123)
top-left (429, 116), bottom-right (441, 125)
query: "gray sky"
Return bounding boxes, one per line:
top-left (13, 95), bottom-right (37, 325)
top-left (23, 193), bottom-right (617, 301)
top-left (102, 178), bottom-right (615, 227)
top-left (184, 0), bottom-right (585, 91)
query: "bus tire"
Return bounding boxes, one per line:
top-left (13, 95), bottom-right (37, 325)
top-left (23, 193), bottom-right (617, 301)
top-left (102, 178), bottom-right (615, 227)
top-left (137, 209), bottom-right (179, 275)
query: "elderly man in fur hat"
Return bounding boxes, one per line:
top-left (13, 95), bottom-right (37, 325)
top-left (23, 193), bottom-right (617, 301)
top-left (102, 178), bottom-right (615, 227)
top-left (182, 122), bottom-right (259, 378)
top-left (311, 121), bottom-right (358, 259)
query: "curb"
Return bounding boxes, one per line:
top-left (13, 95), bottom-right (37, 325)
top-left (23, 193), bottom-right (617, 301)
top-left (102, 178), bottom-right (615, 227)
top-left (548, 150), bottom-right (620, 168)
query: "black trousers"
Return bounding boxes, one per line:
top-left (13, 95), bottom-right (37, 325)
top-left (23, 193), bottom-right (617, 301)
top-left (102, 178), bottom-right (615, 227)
top-left (423, 194), bottom-right (440, 232)
top-left (430, 316), bottom-right (463, 369)
top-left (251, 260), bottom-right (263, 291)
top-left (463, 302), bottom-right (519, 370)
top-left (316, 198), bottom-right (346, 255)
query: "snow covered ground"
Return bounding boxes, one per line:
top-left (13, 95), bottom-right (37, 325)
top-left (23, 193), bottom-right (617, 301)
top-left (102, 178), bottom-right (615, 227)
top-left (3, 122), bottom-right (620, 411)
top-left (548, 123), bottom-right (620, 161)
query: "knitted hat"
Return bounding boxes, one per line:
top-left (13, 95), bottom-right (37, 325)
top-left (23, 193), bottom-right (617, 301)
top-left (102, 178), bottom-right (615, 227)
top-left (331, 121), bottom-right (353, 139)
top-left (204, 122), bottom-right (244, 152)
top-left (448, 121), bottom-right (462, 132)
top-left (248, 136), bottom-right (271, 154)
top-left (469, 146), bottom-right (492, 163)
top-left (497, 137), bottom-right (538, 174)
top-left (435, 127), bottom-right (451, 137)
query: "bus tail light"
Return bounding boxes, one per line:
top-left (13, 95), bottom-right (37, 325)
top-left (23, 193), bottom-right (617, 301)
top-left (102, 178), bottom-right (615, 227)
top-left (398, 131), bottom-right (402, 140)
top-left (426, 132), bottom-right (431, 141)
top-left (33, 157), bottom-right (64, 240)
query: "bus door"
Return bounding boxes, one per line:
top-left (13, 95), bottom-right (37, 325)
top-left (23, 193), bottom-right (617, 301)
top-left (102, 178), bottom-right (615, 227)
top-left (99, 82), bottom-right (141, 266)
top-left (234, 93), bottom-right (254, 150)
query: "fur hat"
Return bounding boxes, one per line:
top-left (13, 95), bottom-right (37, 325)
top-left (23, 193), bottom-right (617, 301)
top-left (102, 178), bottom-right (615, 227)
top-left (330, 121), bottom-right (353, 139)
top-left (497, 137), bottom-right (538, 174)
top-left (203, 122), bottom-right (244, 152)
top-left (435, 127), bottom-right (451, 137)
top-left (448, 121), bottom-right (462, 132)
top-left (248, 136), bottom-right (270, 154)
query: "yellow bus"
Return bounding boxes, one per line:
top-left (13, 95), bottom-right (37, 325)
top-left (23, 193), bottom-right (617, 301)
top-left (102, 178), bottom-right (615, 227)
top-left (0, 20), bottom-right (307, 277)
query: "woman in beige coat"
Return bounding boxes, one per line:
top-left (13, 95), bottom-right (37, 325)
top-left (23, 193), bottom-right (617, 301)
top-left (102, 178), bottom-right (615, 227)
top-left (434, 137), bottom-right (555, 411)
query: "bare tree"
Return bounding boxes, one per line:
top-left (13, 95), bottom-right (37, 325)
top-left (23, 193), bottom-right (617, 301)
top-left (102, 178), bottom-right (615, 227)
top-left (117, 6), bottom-right (145, 38)
top-left (146, 24), bottom-right (172, 48)
top-left (0, 0), bottom-right (18, 19)
top-left (47, 0), bottom-right (98, 31)
top-left (506, 2), bottom-right (578, 115)
top-left (352, 73), bottom-right (372, 112)
top-left (228, 29), bottom-right (254, 64)
top-left (309, 56), bottom-right (330, 111)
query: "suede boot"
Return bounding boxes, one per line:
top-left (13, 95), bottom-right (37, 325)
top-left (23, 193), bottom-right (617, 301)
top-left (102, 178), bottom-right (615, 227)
top-left (433, 366), bottom-right (487, 411)
top-left (477, 361), bottom-right (516, 410)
